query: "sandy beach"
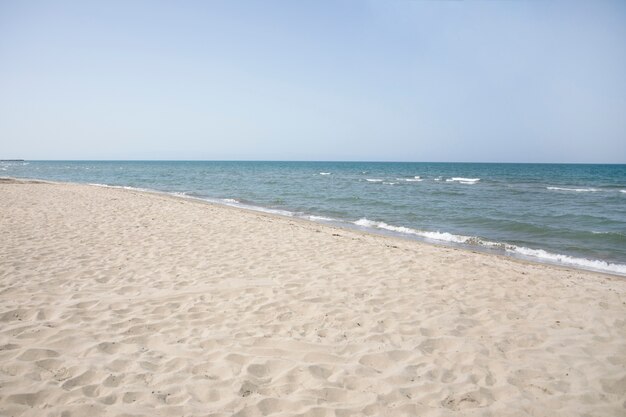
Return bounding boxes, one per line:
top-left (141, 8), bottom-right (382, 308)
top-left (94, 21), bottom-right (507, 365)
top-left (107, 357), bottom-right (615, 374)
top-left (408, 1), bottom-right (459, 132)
top-left (0, 178), bottom-right (624, 417)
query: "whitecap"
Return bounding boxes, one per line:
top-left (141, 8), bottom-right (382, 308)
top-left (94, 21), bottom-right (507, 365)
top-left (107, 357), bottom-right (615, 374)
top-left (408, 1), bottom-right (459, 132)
top-left (547, 187), bottom-right (600, 192)
top-left (366, 179), bottom-right (383, 182)
top-left (319, 172), bottom-right (331, 175)
top-left (446, 177), bottom-right (480, 184)
top-left (591, 230), bottom-right (624, 236)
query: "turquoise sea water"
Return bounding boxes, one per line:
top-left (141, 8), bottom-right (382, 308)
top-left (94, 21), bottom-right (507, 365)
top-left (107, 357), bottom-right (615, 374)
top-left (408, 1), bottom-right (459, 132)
top-left (3, 161), bottom-right (625, 275)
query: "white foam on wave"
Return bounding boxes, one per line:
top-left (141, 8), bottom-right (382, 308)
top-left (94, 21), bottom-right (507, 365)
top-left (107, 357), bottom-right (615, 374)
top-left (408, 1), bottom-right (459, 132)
top-left (508, 246), bottom-right (626, 275)
top-left (307, 215), bottom-right (336, 222)
top-left (383, 182), bottom-right (397, 185)
top-left (446, 177), bottom-right (480, 184)
top-left (211, 197), bottom-right (294, 217)
top-left (547, 187), bottom-right (600, 192)
top-left (216, 199), bottom-right (337, 223)
top-left (247, 206), bottom-right (294, 216)
top-left (620, 190), bottom-right (626, 194)
top-left (396, 177), bottom-right (423, 182)
top-left (353, 217), bottom-right (626, 275)
top-left (354, 218), bottom-right (471, 244)
top-left (366, 179), bottom-right (383, 182)
top-left (88, 183), bottom-right (154, 193)
top-left (319, 172), bottom-right (331, 175)
top-left (591, 230), bottom-right (624, 235)
top-left (122, 185), bottom-right (149, 191)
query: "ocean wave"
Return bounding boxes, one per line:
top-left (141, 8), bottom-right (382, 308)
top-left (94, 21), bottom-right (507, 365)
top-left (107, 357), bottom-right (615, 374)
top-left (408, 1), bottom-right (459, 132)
top-left (620, 190), bottom-right (626, 194)
top-left (88, 183), bottom-right (153, 193)
top-left (212, 198), bottom-right (335, 222)
top-left (396, 176), bottom-right (423, 182)
top-left (366, 179), bottom-right (383, 182)
top-left (591, 230), bottom-right (624, 236)
top-left (209, 197), bottom-right (294, 217)
top-left (547, 187), bottom-right (600, 192)
top-left (383, 182), bottom-right (397, 185)
top-left (354, 218), bottom-right (471, 243)
top-left (446, 177), bottom-right (480, 184)
top-left (250, 206), bottom-right (295, 217)
top-left (319, 172), bottom-right (331, 175)
top-left (353, 217), bottom-right (626, 275)
top-left (508, 246), bottom-right (626, 275)
top-left (307, 215), bottom-right (336, 222)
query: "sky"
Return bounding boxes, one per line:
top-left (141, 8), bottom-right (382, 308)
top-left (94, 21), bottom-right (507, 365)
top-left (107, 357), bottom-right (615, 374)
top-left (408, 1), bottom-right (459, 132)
top-left (0, 1), bottom-right (625, 163)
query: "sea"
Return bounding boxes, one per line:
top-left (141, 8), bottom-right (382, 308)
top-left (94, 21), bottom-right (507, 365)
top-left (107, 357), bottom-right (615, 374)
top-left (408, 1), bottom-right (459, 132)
top-left (2, 160), bottom-right (625, 275)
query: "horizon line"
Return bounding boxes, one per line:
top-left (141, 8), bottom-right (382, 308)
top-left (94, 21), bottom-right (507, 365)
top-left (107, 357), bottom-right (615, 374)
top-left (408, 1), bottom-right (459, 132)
top-left (6, 159), bottom-right (626, 165)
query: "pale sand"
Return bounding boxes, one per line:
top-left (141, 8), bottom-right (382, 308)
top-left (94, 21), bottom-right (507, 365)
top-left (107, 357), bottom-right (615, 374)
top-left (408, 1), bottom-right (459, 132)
top-left (0, 179), bottom-right (625, 417)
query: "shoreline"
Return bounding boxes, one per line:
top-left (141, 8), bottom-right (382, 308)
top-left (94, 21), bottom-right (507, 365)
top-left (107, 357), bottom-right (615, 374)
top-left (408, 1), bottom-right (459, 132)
top-left (1, 178), bottom-right (625, 416)
top-left (3, 175), bottom-right (625, 278)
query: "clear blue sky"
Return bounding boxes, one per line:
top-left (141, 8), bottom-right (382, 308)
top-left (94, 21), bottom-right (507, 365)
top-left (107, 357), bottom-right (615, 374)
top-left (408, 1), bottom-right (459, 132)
top-left (1, 0), bottom-right (625, 162)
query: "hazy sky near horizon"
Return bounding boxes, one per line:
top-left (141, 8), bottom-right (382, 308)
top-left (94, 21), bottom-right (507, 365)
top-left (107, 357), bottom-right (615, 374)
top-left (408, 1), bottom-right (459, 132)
top-left (1, 1), bottom-right (625, 163)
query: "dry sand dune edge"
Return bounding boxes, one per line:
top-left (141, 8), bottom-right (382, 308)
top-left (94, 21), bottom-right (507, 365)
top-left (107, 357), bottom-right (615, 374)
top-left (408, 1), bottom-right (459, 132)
top-left (0, 179), bottom-right (625, 417)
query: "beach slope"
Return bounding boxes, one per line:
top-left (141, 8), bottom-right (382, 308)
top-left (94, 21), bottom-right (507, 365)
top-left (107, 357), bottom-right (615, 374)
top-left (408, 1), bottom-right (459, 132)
top-left (1, 179), bottom-right (624, 416)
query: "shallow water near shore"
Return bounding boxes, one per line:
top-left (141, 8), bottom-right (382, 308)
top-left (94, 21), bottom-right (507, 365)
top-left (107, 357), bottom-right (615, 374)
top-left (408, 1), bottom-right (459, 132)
top-left (3, 160), bottom-right (625, 274)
